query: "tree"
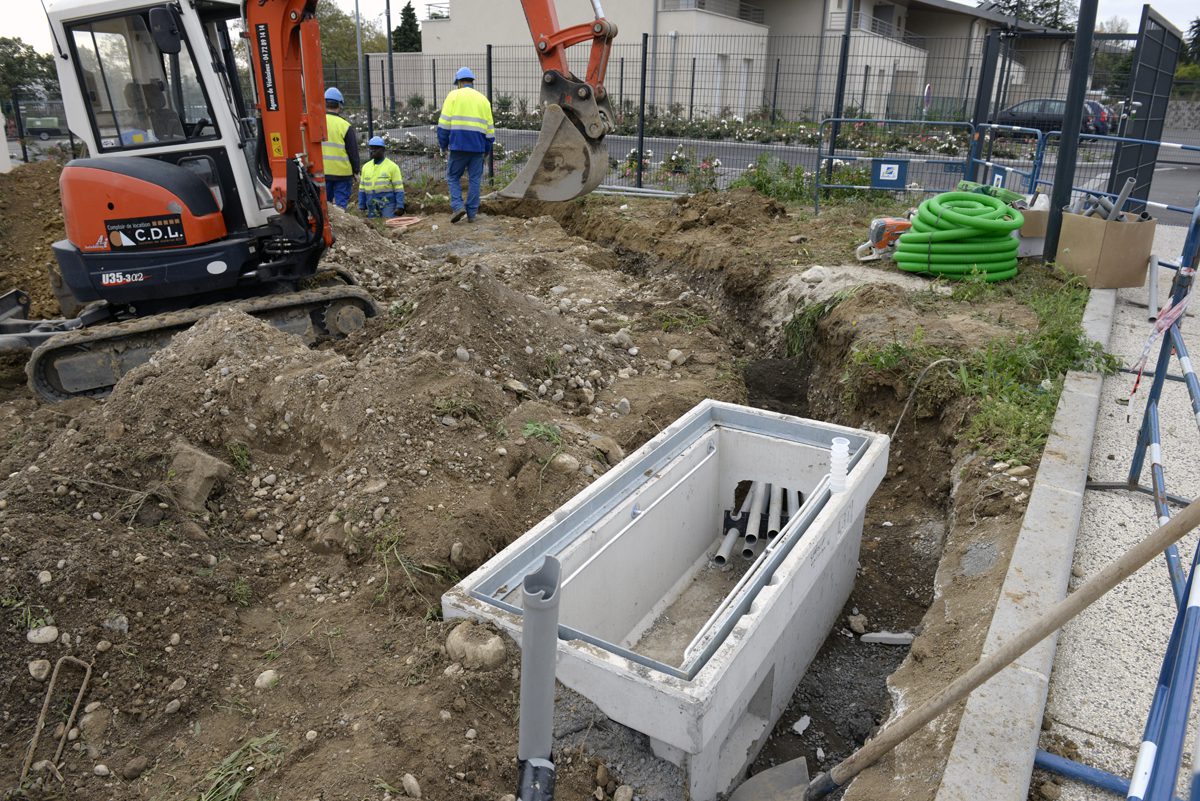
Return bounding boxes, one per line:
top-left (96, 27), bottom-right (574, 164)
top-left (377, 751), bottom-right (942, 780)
top-left (1186, 17), bottom-right (1200, 65)
top-left (317, 0), bottom-right (387, 69)
top-left (392, 2), bottom-right (421, 53)
top-left (982, 0), bottom-right (1077, 31)
top-left (0, 37), bottom-right (55, 101)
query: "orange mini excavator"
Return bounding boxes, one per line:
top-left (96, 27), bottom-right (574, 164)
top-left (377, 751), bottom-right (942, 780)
top-left (0, 0), bottom-right (619, 402)
top-left (0, 0), bottom-right (375, 402)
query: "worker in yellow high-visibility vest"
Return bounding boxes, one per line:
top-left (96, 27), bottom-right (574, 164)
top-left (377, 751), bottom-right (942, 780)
top-left (322, 87), bottom-right (360, 209)
top-left (437, 68), bottom-right (494, 223)
top-left (358, 137), bottom-right (406, 218)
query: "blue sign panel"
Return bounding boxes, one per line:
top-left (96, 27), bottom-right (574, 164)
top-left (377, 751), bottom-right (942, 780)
top-left (871, 159), bottom-right (908, 190)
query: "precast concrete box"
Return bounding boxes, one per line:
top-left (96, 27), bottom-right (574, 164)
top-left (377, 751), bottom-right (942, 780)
top-left (442, 400), bottom-right (889, 799)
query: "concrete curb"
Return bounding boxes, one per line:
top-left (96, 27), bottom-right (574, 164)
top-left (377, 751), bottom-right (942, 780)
top-left (932, 288), bottom-right (1118, 801)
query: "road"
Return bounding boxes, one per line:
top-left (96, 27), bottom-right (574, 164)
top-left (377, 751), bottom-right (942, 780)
top-left (391, 125), bottom-right (1199, 223)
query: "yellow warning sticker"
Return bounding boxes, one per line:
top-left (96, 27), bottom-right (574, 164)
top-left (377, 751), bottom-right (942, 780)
top-left (269, 132), bottom-right (284, 157)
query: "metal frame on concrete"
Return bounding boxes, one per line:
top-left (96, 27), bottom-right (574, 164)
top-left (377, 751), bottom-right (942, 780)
top-left (1081, 198), bottom-right (1200, 801)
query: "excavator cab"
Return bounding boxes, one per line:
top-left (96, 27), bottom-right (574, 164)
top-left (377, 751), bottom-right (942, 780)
top-left (497, 0), bottom-right (617, 201)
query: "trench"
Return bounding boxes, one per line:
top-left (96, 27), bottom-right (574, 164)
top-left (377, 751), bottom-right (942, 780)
top-left (492, 199), bottom-right (972, 793)
top-left (741, 348), bottom-right (955, 787)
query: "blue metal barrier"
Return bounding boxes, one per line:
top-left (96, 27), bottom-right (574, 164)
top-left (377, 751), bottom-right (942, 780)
top-left (1069, 197), bottom-right (1200, 801)
top-left (1036, 132), bottom-right (1200, 217)
top-left (813, 118), bottom-right (975, 213)
top-left (968, 124), bottom-right (1046, 193)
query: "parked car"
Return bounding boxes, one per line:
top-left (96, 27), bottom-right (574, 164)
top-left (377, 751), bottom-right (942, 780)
top-left (1085, 100), bottom-right (1110, 136)
top-left (992, 99), bottom-right (1094, 134)
top-left (24, 116), bottom-right (64, 140)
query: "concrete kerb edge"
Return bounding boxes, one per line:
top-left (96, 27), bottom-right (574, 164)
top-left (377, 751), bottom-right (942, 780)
top-left (931, 287), bottom-right (1118, 801)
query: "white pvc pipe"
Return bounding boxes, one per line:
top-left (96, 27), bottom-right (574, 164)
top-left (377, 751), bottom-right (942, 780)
top-left (767, 484), bottom-right (784, 538)
top-left (830, 438), bottom-right (850, 493)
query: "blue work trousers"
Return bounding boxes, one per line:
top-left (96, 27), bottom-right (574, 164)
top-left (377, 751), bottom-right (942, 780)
top-left (447, 151), bottom-right (486, 218)
top-left (326, 176), bottom-right (353, 209)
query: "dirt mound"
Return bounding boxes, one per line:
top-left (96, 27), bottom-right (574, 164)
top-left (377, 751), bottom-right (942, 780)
top-left (0, 160), bottom-right (65, 318)
top-left (669, 187), bottom-right (787, 231)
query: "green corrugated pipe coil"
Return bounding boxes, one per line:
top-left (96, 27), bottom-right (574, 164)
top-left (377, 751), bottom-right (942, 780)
top-left (894, 191), bottom-right (1025, 282)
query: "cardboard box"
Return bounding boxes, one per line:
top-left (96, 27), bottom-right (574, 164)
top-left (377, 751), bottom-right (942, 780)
top-left (1056, 211), bottom-right (1156, 289)
top-left (1020, 209), bottom-right (1048, 238)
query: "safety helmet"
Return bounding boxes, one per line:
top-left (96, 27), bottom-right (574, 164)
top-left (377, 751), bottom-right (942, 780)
top-left (454, 67), bottom-right (475, 82)
top-left (367, 136), bottom-right (386, 148)
top-left (324, 87), bottom-right (344, 103)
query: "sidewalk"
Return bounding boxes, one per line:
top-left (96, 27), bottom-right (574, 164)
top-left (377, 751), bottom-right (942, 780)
top-left (1039, 223), bottom-right (1200, 800)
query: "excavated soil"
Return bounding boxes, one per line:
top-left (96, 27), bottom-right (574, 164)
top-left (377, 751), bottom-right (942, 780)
top-left (0, 184), bottom-right (1047, 801)
top-left (0, 161), bottom-right (66, 319)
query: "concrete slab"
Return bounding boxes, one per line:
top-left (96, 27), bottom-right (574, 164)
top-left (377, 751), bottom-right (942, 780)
top-left (935, 281), bottom-right (1114, 801)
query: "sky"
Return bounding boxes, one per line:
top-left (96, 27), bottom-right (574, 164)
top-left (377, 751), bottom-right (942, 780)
top-left (6, 0), bottom-right (1194, 56)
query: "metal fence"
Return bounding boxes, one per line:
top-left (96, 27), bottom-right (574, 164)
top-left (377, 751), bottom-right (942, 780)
top-left (6, 30), bottom-right (1194, 199)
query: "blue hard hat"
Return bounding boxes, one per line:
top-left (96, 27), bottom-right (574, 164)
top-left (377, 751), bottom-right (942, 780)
top-left (324, 87), bottom-right (344, 103)
top-left (454, 67), bottom-right (475, 82)
top-left (367, 136), bottom-right (386, 148)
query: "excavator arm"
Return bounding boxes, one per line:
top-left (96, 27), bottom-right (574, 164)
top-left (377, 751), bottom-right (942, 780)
top-left (497, 0), bottom-right (617, 201)
top-left (245, 0), bottom-right (333, 246)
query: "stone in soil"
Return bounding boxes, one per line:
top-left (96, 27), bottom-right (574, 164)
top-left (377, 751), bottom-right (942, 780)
top-left (169, 440), bottom-right (233, 513)
top-left (401, 773), bottom-right (422, 798)
top-left (613, 786), bottom-right (634, 801)
top-left (847, 614), bottom-right (868, 635)
top-left (255, 669), bottom-right (280, 689)
top-left (122, 756), bottom-right (149, 780)
top-left (445, 621), bottom-right (506, 671)
top-left (860, 631), bottom-right (915, 646)
top-left (26, 625), bottom-right (58, 644)
top-left (28, 659), bottom-right (51, 681)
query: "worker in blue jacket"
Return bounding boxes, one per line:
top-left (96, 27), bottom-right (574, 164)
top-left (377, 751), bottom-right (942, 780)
top-left (437, 67), bottom-right (494, 223)
top-left (358, 136), bottom-right (406, 218)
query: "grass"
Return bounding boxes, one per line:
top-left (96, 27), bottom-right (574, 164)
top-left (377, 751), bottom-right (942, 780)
top-left (226, 442), bottom-right (251, 473)
top-left (1, 594), bottom-right (50, 630)
top-left (656, 308), bottom-right (711, 333)
top-left (842, 271), bottom-right (1118, 464)
top-left (782, 288), bottom-right (860, 357)
top-left (225, 577), bottom-right (253, 607)
top-left (522, 421), bottom-right (563, 446)
top-left (194, 732), bottom-right (283, 801)
top-left (373, 527), bottom-right (458, 619)
top-left (432, 394), bottom-right (484, 421)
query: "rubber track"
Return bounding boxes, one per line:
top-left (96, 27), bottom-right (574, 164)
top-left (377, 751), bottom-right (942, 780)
top-left (27, 285), bottom-right (378, 402)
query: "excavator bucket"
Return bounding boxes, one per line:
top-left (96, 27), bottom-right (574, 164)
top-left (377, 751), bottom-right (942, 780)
top-left (496, 104), bottom-right (608, 201)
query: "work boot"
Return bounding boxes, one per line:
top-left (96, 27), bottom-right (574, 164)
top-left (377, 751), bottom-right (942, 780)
top-left (451, 209), bottom-right (467, 223)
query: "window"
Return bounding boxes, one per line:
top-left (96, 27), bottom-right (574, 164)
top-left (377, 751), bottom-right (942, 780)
top-left (1043, 100), bottom-right (1066, 115)
top-left (1010, 100), bottom-right (1041, 114)
top-left (69, 10), bottom-right (218, 151)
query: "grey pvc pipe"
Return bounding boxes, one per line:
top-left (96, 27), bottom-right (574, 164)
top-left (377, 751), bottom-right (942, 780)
top-left (744, 481), bottom-right (768, 545)
top-left (518, 556), bottom-right (561, 763)
top-left (1109, 176), bottom-right (1136, 221)
top-left (715, 481), bottom-right (757, 566)
top-left (767, 484), bottom-right (784, 539)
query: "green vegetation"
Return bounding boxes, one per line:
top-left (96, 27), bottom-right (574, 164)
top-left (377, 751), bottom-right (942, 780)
top-left (522, 421), bottom-right (563, 446)
top-left (433, 394), bottom-right (484, 421)
top-left (226, 442), bottom-right (251, 473)
top-left (656, 308), bottom-right (711, 333)
top-left (840, 273), bottom-right (1117, 464)
top-left (194, 733), bottom-right (284, 801)
top-left (782, 288), bottom-right (860, 357)
top-left (225, 576), bottom-right (253, 607)
top-left (1, 594), bottom-right (49, 630)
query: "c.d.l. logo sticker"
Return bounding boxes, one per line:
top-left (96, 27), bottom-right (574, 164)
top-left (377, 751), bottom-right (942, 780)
top-left (105, 215), bottom-right (187, 249)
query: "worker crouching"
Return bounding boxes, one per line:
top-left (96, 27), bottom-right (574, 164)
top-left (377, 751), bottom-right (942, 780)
top-left (358, 136), bottom-right (406, 219)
